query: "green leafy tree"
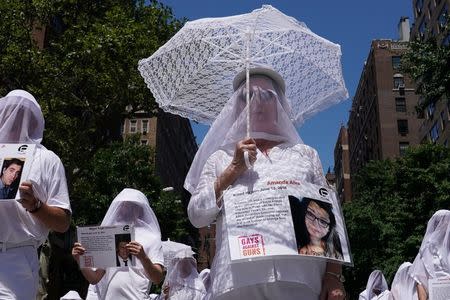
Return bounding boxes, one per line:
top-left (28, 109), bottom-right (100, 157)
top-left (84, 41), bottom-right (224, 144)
top-left (343, 144), bottom-right (450, 298)
top-left (0, 0), bottom-right (183, 174)
top-left (401, 25), bottom-right (450, 112)
top-left (72, 135), bottom-right (189, 241)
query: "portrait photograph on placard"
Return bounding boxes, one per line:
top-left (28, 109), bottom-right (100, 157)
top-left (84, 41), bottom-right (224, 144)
top-left (289, 196), bottom-right (343, 260)
top-left (77, 225), bottom-right (135, 269)
top-left (115, 233), bottom-right (132, 267)
top-left (0, 157), bottom-right (25, 200)
top-left (0, 144), bottom-right (36, 201)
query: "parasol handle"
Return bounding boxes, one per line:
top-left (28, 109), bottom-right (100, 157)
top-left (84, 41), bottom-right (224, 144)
top-left (244, 28), bottom-right (253, 169)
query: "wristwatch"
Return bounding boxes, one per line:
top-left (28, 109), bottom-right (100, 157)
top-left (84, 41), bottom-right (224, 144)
top-left (27, 198), bottom-right (43, 213)
top-left (325, 271), bottom-right (345, 283)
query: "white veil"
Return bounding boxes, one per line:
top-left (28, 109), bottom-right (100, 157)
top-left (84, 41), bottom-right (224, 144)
top-left (359, 270), bottom-right (389, 300)
top-left (184, 68), bottom-right (303, 193)
top-left (391, 262), bottom-right (418, 300)
top-left (410, 209), bottom-right (450, 289)
top-left (100, 188), bottom-right (162, 269)
top-left (164, 248), bottom-right (206, 300)
top-left (0, 89), bottom-right (45, 144)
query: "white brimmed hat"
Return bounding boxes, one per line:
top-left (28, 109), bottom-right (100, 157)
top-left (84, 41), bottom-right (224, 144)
top-left (232, 67), bottom-right (286, 93)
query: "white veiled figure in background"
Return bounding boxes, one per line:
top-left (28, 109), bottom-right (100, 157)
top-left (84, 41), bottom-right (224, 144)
top-left (0, 90), bottom-right (71, 299)
top-left (60, 290), bottom-right (82, 300)
top-left (82, 188), bottom-right (164, 300)
top-left (162, 248), bottom-right (206, 300)
top-left (186, 68), bottom-right (344, 300)
top-left (409, 210), bottom-right (450, 299)
top-left (390, 262), bottom-right (417, 300)
top-left (358, 270), bottom-right (391, 300)
top-left (199, 268), bottom-right (211, 293)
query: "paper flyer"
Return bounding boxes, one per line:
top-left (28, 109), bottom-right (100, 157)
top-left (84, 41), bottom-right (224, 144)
top-left (77, 225), bottom-right (136, 269)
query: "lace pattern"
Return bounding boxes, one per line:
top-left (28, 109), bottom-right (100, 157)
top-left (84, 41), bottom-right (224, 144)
top-left (138, 5), bottom-right (348, 125)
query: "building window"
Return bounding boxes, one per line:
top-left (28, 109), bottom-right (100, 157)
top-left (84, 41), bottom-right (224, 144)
top-left (427, 102), bottom-right (436, 119)
top-left (447, 99), bottom-right (450, 120)
top-left (395, 97), bottom-right (406, 112)
top-left (397, 119), bottom-right (409, 136)
top-left (393, 75), bottom-right (405, 89)
top-left (440, 111), bottom-right (447, 130)
top-left (142, 120), bottom-right (149, 134)
top-left (430, 121), bottom-right (440, 142)
top-left (399, 142), bottom-right (410, 156)
top-left (419, 19), bottom-right (427, 39)
top-left (439, 4), bottom-right (448, 28)
top-left (442, 33), bottom-right (450, 46)
top-left (141, 140), bottom-right (148, 145)
top-left (392, 56), bottom-right (401, 69)
top-left (416, 0), bottom-right (424, 15)
top-left (130, 120), bottom-right (137, 133)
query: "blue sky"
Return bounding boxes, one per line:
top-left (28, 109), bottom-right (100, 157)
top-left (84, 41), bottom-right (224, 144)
top-left (159, 0), bottom-right (414, 172)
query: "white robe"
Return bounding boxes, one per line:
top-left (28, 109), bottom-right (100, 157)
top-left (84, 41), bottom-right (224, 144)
top-left (0, 146), bottom-right (71, 299)
top-left (188, 143), bottom-right (327, 300)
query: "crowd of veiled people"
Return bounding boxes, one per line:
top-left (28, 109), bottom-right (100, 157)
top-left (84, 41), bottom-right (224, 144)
top-left (359, 210), bottom-right (450, 300)
top-left (2, 64), bottom-right (449, 300)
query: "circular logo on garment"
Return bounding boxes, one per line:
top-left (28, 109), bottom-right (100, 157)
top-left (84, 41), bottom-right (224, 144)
top-left (318, 188), bottom-right (329, 197)
top-left (17, 144), bottom-right (28, 154)
top-left (123, 225), bottom-right (130, 231)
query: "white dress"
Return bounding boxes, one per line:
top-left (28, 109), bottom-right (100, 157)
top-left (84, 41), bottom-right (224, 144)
top-left (188, 143), bottom-right (327, 300)
top-left (0, 146), bottom-right (71, 299)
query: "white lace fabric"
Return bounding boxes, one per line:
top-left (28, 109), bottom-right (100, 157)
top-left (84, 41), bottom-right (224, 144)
top-left (138, 4), bottom-right (348, 126)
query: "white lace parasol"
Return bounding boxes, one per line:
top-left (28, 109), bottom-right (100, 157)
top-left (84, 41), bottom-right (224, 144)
top-left (138, 5), bottom-right (348, 126)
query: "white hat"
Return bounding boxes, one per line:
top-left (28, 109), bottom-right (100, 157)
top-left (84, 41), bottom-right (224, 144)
top-left (232, 67), bottom-right (286, 93)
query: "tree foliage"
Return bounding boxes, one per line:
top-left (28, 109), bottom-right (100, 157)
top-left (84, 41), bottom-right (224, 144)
top-left (0, 0), bottom-right (190, 241)
top-left (72, 135), bottom-right (189, 241)
top-left (401, 27), bottom-right (450, 112)
top-left (0, 0), bottom-right (184, 173)
top-left (343, 144), bottom-right (450, 298)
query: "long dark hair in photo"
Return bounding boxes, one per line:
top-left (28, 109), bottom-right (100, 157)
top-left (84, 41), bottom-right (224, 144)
top-left (289, 196), bottom-right (343, 259)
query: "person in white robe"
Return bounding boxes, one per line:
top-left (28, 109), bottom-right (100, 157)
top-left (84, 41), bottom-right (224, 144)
top-left (0, 89), bottom-right (71, 299)
top-left (359, 270), bottom-right (391, 300)
top-left (185, 67), bottom-right (345, 300)
top-left (390, 262), bottom-right (418, 300)
top-left (409, 210), bottom-right (450, 300)
top-left (72, 188), bottom-right (164, 300)
top-left (161, 248), bottom-right (206, 300)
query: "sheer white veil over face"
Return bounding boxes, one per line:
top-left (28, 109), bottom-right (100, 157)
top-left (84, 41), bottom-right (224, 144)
top-left (101, 188), bottom-right (162, 269)
top-left (391, 262), bottom-right (417, 300)
top-left (410, 209), bottom-right (450, 288)
top-left (360, 270), bottom-right (389, 300)
top-left (184, 69), bottom-right (303, 193)
top-left (0, 89), bottom-right (45, 144)
top-left (164, 249), bottom-right (206, 300)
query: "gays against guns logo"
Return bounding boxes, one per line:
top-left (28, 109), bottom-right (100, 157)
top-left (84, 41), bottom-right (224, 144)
top-left (238, 234), bottom-right (265, 257)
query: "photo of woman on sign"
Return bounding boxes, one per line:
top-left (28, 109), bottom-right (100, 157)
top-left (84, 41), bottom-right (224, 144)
top-left (289, 196), bottom-right (343, 260)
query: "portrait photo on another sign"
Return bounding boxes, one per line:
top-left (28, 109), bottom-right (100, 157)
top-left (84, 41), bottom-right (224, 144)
top-left (0, 157), bottom-right (25, 200)
top-left (115, 233), bottom-right (132, 267)
top-left (289, 196), bottom-right (343, 260)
